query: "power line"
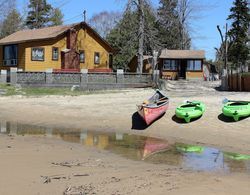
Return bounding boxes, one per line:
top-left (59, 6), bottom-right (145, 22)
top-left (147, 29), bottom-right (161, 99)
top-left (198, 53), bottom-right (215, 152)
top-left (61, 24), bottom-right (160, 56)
top-left (49, 0), bottom-right (71, 9)
top-left (63, 13), bottom-right (83, 23)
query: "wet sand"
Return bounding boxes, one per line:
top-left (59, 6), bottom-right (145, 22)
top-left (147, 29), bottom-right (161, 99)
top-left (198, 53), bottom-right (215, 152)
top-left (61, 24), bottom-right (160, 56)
top-left (0, 88), bottom-right (250, 194)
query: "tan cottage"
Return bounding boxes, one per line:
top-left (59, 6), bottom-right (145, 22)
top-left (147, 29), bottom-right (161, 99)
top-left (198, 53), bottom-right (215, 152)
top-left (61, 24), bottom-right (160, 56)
top-left (128, 49), bottom-right (205, 80)
top-left (0, 22), bottom-right (114, 72)
top-left (159, 49), bottom-right (205, 80)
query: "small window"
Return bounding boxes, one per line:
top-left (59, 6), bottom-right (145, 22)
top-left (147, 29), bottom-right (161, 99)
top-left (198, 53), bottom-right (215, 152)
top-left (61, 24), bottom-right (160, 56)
top-left (3, 44), bottom-right (18, 66)
top-left (187, 60), bottom-right (194, 70)
top-left (32, 48), bottom-right (44, 61)
top-left (163, 60), bottom-right (178, 70)
top-left (79, 50), bottom-right (85, 63)
top-left (52, 47), bottom-right (59, 61)
top-left (94, 52), bottom-right (100, 64)
top-left (187, 60), bottom-right (202, 71)
top-left (194, 60), bottom-right (202, 70)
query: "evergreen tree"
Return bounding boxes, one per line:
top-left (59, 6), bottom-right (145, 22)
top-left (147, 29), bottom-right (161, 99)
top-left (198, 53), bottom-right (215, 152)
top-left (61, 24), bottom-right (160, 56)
top-left (50, 8), bottom-right (64, 26)
top-left (26, 0), bottom-right (53, 29)
top-left (106, 1), bottom-right (159, 71)
top-left (0, 9), bottom-right (22, 38)
top-left (107, 9), bottom-right (138, 70)
top-left (227, 0), bottom-right (250, 70)
top-left (157, 0), bottom-right (181, 49)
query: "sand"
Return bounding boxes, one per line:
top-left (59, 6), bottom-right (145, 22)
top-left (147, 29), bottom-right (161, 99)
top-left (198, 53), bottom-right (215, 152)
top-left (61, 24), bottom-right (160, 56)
top-left (0, 88), bottom-right (250, 194)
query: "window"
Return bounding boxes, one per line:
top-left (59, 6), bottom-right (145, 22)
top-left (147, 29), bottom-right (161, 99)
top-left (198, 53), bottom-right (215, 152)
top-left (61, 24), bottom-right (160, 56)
top-left (79, 50), bottom-right (85, 63)
top-left (32, 48), bottom-right (44, 61)
top-left (52, 47), bottom-right (59, 61)
top-left (187, 60), bottom-right (202, 71)
top-left (163, 60), bottom-right (178, 70)
top-left (194, 60), bottom-right (202, 70)
top-left (187, 60), bottom-right (194, 71)
top-left (3, 45), bottom-right (18, 66)
top-left (94, 52), bottom-right (100, 64)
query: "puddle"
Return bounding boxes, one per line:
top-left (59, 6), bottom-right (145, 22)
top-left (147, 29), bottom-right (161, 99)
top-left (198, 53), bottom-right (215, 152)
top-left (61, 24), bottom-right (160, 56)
top-left (1, 121), bottom-right (250, 174)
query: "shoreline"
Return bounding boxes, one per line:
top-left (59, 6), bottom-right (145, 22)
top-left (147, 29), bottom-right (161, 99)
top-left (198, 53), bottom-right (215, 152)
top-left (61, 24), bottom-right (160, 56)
top-left (1, 89), bottom-right (250, 194)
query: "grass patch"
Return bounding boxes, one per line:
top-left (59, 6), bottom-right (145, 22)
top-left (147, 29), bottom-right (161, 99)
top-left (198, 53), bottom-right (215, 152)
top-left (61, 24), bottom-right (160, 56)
top-left (22, 87), bottom-right (89, 96)
top-left (0, 83), bottom-right (19, 96)
top-left (0, 84), bottom-right (123, 96)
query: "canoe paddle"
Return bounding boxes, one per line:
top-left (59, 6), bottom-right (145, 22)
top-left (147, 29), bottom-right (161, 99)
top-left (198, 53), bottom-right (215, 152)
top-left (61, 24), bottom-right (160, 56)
top-left (222, 98), bottom-right (250, 104)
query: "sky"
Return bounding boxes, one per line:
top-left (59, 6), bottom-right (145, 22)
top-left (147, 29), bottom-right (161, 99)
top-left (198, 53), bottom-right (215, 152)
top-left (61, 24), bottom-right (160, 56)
top-left (19, 0), bottom-right (235, 60)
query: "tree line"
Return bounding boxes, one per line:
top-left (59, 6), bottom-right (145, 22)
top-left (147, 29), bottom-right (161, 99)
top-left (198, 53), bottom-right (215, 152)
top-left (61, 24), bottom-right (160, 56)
top-left (105, 0), bottom-right (193, 71)
top-left (215, 0), bottom-right (249, 74)
top-left (0, 0), bottom-right (64, 38)
top-left (0, 0), bottom-right (248, 74)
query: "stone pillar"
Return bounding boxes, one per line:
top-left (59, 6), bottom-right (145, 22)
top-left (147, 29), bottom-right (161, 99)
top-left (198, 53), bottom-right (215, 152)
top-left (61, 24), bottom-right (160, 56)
top-left (0, 70), bottom-right (7, 83)
top-left (116, 69), bottom-right (124, 83)
top-left (46, 68), bottom-right (53, 84)
top-left (10, 67), bottom-right (18, 84)
top-left (9, 121), bottom-right (17, 135)
top-left (46, 128), bottom-right (53, 138)
top-left (115, 133), bottom-right (123, 141)
top-left (0, 120), bottom-right (7, 133)
top-left (80, 131), bottom-right (87, 144)
top-left (80, 69), bottom-right (88, 89)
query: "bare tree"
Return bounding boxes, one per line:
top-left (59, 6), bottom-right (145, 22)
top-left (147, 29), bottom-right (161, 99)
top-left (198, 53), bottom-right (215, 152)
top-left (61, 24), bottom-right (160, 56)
top-left (0, 0), bottom-right (16, 22)
top-left (176, 0), bottom-right (193, 49)
top-left (126, 0), bottom-right (148, 73)
top-left (176, 0), bottom-right (215, 49)
top-left (88, 11), bottom-right (122, 38)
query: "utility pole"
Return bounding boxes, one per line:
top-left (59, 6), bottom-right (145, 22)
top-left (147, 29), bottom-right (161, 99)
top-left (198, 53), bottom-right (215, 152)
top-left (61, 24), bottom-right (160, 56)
top-left (217, 24), bottom-right (229, 90)
top-left (83, 10), bottom-right (86, 23)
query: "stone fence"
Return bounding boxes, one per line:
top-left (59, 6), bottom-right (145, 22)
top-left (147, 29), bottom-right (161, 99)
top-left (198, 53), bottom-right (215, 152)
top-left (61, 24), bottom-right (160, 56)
top-left (0, 68), bottom-right (158, 90)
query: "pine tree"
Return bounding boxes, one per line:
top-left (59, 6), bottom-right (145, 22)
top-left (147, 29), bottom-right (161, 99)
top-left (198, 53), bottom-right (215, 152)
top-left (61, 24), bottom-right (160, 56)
top-left (106, 9), bottom-right (138, 70)
top-left (227, 0), bottom-right (250, 70)
top-left (0, 9), bottom-right (22, 38)
top-left (106, 1), bottom-right (159, 71)
top-left (157, 0), bottom-right (181, 49)
top-left (26, 0), bottom-right (53, 29)
top-left (50, 8), bottom-right (64, 26)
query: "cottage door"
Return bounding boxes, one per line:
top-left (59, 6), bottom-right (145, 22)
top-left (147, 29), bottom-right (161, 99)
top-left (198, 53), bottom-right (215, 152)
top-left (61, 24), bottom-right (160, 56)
top-left (61, 52), bottom-right (65, 69)
top-left (179, 60), bottom-right (187, 79)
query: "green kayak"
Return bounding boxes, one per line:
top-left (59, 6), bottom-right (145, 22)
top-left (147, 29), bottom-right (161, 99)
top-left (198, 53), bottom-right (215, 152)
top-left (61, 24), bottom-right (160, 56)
top-left (176, 143), bottom-right (204, 153)
top-left (223, 152), bottom-right (250, 160)
top-left (175, 101), bottom-right (205, 123)
top-left (222, 101), bottom-right (250, 121)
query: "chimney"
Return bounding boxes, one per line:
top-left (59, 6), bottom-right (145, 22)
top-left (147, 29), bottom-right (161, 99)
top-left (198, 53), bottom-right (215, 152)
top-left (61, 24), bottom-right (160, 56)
top-left (67, 28), bottom-right (77, 50)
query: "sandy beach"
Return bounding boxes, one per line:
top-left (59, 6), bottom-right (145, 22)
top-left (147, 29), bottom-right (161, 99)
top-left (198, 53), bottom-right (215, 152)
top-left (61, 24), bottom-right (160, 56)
top-left (0, 88), bottom-right (250, 194)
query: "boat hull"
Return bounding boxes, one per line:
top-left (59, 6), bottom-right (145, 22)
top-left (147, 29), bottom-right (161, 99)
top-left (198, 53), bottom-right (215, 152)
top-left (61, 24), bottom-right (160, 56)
top-left (138, 103), bottom-right (169, 125)
top-left (175, 101), bottom-right (205, 123)
top-left (222, 102), bottom-right (250, 121)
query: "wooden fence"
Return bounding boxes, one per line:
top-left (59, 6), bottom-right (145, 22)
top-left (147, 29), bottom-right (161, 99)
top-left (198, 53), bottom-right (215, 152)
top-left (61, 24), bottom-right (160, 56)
top-left (228, 74), bottom-right (250, 92)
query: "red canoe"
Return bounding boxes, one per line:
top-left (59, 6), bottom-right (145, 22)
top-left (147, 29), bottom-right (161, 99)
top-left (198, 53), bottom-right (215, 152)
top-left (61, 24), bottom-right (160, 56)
top-left (137, 90), bottom-right (169, 125)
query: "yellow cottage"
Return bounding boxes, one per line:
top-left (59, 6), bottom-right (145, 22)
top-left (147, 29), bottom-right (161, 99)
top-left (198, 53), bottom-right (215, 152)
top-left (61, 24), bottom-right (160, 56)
top-left (0, 22), bottom-right (114, 72)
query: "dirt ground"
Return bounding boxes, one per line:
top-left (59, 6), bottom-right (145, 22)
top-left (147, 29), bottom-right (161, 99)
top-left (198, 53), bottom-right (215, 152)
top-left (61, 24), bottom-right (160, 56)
top-left (0, 88), bottom-right (250, 194)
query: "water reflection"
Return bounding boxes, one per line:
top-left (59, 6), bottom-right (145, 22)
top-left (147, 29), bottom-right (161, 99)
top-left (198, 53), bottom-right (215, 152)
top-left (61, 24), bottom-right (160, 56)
top-left (1, 120), bottom-right (250, 174)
